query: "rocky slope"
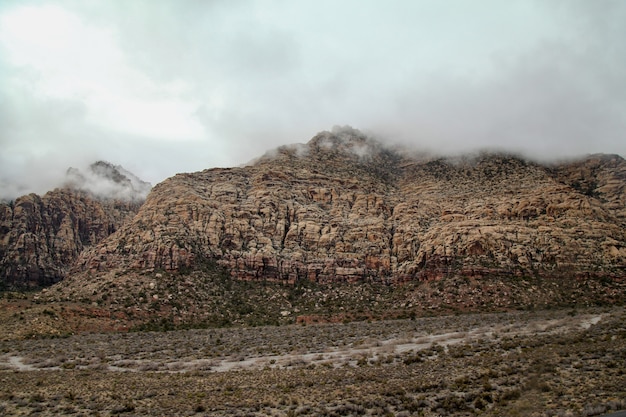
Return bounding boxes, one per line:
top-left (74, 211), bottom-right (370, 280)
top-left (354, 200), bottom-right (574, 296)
top-left (53, 129), bottom-right (624, 297)
top-left (0, 162), bottom-right (148, 289)
top-left (549, 153), bottom-right (626, 221)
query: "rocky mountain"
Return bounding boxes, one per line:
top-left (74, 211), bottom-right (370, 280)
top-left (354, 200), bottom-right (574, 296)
top-left (46, 129), bottom-right (624, 303)
top-left (0, 162), bottom-right (149, 289)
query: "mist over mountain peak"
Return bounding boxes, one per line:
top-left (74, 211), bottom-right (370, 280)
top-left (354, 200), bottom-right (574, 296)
top-left (309, 126), bottom-right (381, 157)
top-left (64, 161), bottom-right (151, 201)
top-left (251, 126), bottom-right (395, 167)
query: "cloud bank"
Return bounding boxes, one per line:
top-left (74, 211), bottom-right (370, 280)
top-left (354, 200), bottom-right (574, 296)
top-left (1, 0), bottom-right (625, 200)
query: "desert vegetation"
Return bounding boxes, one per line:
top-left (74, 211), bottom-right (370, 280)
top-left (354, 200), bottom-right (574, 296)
top-left (0, 306), bottom-right (624, 416)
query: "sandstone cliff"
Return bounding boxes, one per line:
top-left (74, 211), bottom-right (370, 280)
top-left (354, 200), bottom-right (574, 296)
top-left (62, 129), bottom-right (625, 293)
top-left (0, 162), bottom-right (148, 289)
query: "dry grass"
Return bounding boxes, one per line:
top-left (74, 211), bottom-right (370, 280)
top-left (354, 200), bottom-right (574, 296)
top-left (0, 306), bottom-right (624, 416)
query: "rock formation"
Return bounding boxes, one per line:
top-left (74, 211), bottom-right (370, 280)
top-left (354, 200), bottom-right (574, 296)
top-left (0, 162), bottom-right (149, 289)
top-left (61, 128), bottom-right (624, 294)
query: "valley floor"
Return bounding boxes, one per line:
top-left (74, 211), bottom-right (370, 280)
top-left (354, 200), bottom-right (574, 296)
top-left (0, 307), bottom-right (624, 416)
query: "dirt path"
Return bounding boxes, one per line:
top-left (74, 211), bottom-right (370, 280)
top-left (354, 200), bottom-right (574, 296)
top-left (0, 312), bottom-right (603, 373)
top-left (204, 313), bottom-right (603, 372)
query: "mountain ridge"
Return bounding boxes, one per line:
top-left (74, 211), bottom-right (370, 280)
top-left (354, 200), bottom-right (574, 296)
top-left (0, 130), bottom-right (623, 332)
top-left (49, 130), bottom-right (625, 291)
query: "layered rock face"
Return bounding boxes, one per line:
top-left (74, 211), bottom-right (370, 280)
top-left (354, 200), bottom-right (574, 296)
top-left (69, 129), bottom-right (626, 287)
top-left (0, 162), bottom-right (148, 289)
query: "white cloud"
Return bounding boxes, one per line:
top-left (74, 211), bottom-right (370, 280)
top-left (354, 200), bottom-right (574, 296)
top-left (0, 4), bottom-right (205, 142)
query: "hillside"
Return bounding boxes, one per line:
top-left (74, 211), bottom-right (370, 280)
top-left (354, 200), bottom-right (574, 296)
top-left (33, 128), bottom-right (624, 328)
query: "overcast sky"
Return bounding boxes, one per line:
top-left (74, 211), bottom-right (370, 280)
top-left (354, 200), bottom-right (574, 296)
top-left (1, 0), bottom-right (625, 199)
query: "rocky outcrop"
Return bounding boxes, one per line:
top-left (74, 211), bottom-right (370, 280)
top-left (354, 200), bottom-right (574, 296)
top-left (549, 154), bottom-right (626, 221)
top-left (0, 162), bottom-right (149, 289)
top-left (64, 129), bottom-right (625, 292)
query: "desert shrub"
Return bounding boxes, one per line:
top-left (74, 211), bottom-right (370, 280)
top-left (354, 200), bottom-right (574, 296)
top-left (438, 394), bottom-right (468, 413)
top-left (499, 388), bottom-right (521, 403)
top-left (111, 402), bottom-right (135, 414)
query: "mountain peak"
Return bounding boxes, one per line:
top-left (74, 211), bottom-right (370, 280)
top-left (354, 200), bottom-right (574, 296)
top-left (248, 126), bottom-right (389, 168)
top-left (307, 126), bottom-right (381, 158)
top-left (64, 161), bottom-right (151, 201)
